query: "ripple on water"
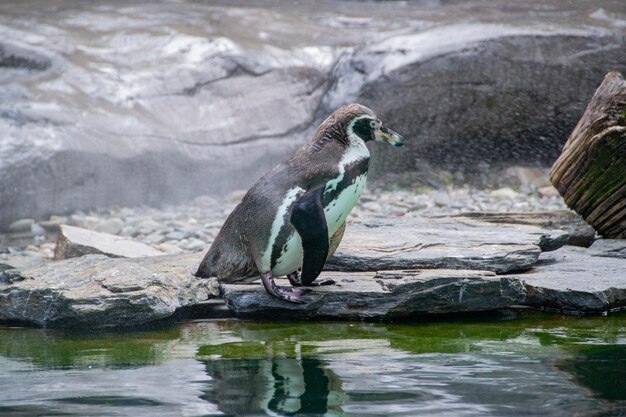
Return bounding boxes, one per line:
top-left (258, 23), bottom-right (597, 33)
top-left (0, 312), bottom-right (624, 416)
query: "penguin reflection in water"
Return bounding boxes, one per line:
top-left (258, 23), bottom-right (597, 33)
top-left (196, 104), bottom-right (405, 303)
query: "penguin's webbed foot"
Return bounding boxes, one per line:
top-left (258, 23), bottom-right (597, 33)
top-left (261, 272), bottom-right (306, 304)
top-left (288, 270), bottom-right (335, 287)
top-left (287, 271), bottom-right (302, 286)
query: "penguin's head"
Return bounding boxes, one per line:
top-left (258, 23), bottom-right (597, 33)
top-left (321, 103), bottom-right (405, 147)
top-left (348, 111), bottom-right (405, 147)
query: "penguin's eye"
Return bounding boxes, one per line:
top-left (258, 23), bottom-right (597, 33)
top-left (369, 120), bottom-right (378, 129)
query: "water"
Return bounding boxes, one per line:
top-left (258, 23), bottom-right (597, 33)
top-left (0, 311), bottom-right (625, 417)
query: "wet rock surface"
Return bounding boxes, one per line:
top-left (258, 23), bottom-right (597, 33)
top-left (221, 270), bottom-right (525, 320)
top-left (450, 211), bottom-right (596, 247)
top-left (0, 158), bottom-right (622, 327)
top-left (3, 182), bottom-right (618, 327)
top-left (327, 216), bottom-right (568, 274)
top-left (589, 239), bottom-right (626, 259)
top-left (0, 253), bottom-right (218, 328)
top-left (223, 244), bottom-right (626, 319)
top-left (519, 246), bottom-right (626, 314)
top-left (1, 1), bottom-right (625, 227)
top-left (1, 237), bottom-right (624, 327)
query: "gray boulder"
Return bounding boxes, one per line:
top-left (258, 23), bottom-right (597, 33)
top-left (0, 253), bottom-right (217, 328)
top-left (221, 270), bottom-right (525, 320)
top-left (321, 24), bottom-right (626, 183)
top-left (327, 216), bottom-right (568, 274)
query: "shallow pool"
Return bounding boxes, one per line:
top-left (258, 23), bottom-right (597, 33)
top-left (0, 310), bottom-right (624, 417)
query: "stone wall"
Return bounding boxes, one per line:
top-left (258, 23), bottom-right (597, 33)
top-left (1, 1), bottom-right (625, 228)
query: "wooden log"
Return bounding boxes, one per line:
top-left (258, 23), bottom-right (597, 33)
top-left (550, 71), bottom-right (626, 238)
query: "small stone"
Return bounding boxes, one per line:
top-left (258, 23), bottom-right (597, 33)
top-left (449, 200), bottom-right (466, 209)
top-left (38, 216), bottom-right (67, 232)
top-left (408, 202), bottom-right (428, 212)
top-left (489, 187), bottom-right (519, 200)
top-left (144, 232), bottom-right (166, 245)
top-left (433, 191), bottom-right (450, 207)
top-left (94, 218), bottom-right (125, 235)
top-left (119, 226), bottom-right (136, 237)
top-left (513, 202), bottom-right (530, 210)
top-left (361, 201), bottom-right (382, 212)
top-left (117, 208), bottom-right (135, 217)
top-left (157, 242), bottom-right (184, 254)
top-left (183, 238), bottom-right (207, 252)
top-left (22, 245), bottom-right (41, 257)
top-left (137, 219), bottom-right (161, 235)
top-left (30, 223), bottom-right (47, 236)
top-left (82, 216), bottom-right (101, 230)
top-left (538, 185), bottom-right (559, 198)
top-left (7, 218), bottom-right (35, 233)
top-left (166, 231), bottom-right (187, 240)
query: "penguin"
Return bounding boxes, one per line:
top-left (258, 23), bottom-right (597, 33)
top-left (196, 103), bottom-right (405, 303)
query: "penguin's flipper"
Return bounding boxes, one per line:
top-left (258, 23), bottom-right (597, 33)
top-left (290, 185), bottom-right (329, 286)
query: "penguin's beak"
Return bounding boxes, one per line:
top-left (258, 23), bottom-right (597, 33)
top-left (375, 126), bottom-right (405, 147)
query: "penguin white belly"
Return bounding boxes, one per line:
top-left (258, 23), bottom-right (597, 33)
top-left (270, 173), bottom-right (368, 277)
top-left (271, 232), bottom-right (303, 276)
top-left (270, 133), bottom-right (370, 277)
top-left (324, 172), bottom-right (367, 236)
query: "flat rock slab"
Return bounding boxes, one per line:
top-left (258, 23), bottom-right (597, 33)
top-left (327, 217), bottom-right (568, 274)
top-left (222, 270), bottom-right (525, 320)
top-left (0, 255), bottom-right (50, 273)
top-left (589, 239), bottom-right (626, 259)
top-left (54, 224), bottom-right (164, 260)
top-left (452, 211), bottom-right (596, 247)
top-left (0, 252), bottom-right (216, 328)
top-left (518, 246), bottom-right (626, 314)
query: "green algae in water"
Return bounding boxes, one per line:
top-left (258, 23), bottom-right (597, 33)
top-left (0, 311), bottom-right (625, 416)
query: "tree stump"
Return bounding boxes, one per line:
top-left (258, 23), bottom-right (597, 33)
top-left (550, 71), bottom-right (626, 238)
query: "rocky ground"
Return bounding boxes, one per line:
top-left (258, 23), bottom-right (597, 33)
top-left (2, 182), bottom-right (625, 328)
top-left (1, 184), bottom-right (567, 258)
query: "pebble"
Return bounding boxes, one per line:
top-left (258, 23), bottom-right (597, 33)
top-left (538, 185), bottom-right (560, 198)
top-left (7, 218), bottom-right (35, 233)
top-left (119, 226), bottom-right (136, 237)
top-left (156, 242), bottom-right (184, 254)
top-left (183, 238), bottom-right (207, 252)
top-left (94, 218), bottom-right (125, 235)
top-left (144, 232), bottom-right (166, 245)
top-left (166, 231), bottom-right (187, 240)
top-left (30, 223), bottom-right (47, 236)
top-left (489, 187), bottom-right (518, 200)
top-left (433, 191), bottom-right (450, 207)
top-left (137, 220), bottom-right (161, 235)
top-left (1, 186), bottom-right (571, 259)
